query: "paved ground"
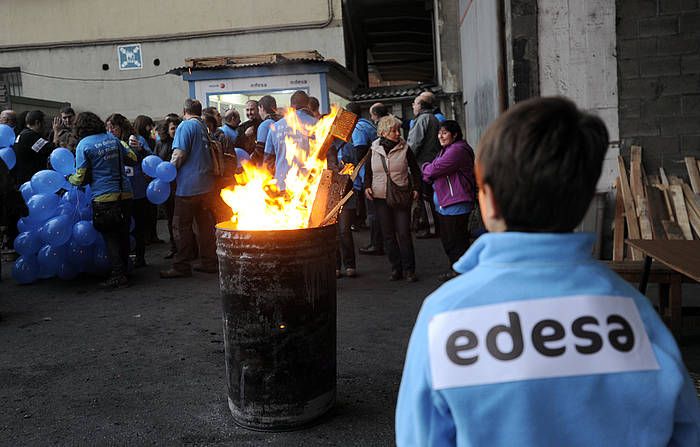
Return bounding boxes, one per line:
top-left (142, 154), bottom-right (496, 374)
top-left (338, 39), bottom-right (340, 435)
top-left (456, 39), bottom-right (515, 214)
top-left (2, 224), bottom-right (700, 446)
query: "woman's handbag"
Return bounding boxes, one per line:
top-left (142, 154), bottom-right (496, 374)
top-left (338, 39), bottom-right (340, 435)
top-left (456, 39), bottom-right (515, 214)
top-left (379, 155), bottom-right (412, 209)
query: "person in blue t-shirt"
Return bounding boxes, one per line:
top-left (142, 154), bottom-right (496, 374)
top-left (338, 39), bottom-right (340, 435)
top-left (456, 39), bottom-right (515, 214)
top-left (69, 112), bottom-right (137, 289)
top-left (396, 97), bottom-right (700, 446)
top-left (263, 90), bottom-right (318, 192)
top-left (219, 108), bottom-right (240, 143)
top-left (253, 95), bottom-right (282, 166)
top-left (160, 99), bottom-right (217, 279)
top-left (106, 113), bottom-right (151, 268)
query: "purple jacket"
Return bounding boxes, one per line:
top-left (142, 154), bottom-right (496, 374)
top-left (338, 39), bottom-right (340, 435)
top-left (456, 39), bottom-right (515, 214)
top-left (421, 139), bottom-right (475, 208)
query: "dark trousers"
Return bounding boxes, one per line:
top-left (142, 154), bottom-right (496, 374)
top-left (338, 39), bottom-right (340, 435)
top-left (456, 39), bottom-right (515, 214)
top-left (365, 195), bottom-right (383, 250)
top-left (165, 193), bottom-right (176, 252)
top-left (93, 199), bottom-right (132, 279)
top-left (375, 198), bottom-right (415, 273)
top-left (354, 189), bottom-right (366, 226)
top-left (414, 180), bottom-right (438, 235)
top-left (173, 193), bottom-right (217, 273)
top-left (438, 213), bottom-right (471, 265)
top-left (146, 202), bottom-right (159, 242)
top-left (336, 204), bottom-right (356, 270)
top-left (132, 198), bottom-right (147, 262)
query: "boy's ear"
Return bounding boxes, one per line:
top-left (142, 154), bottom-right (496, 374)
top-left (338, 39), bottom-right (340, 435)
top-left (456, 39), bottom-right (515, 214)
top-left (479, 183), bottom-right (507, 232)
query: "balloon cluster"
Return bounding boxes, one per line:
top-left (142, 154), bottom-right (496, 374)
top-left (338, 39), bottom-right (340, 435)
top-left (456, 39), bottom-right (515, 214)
top-left (12, 148), bottom-right (111, 284)
top-left (0, 124), bottom-right (16, 170)
top-left (143, 155), bottom-right (175, 205)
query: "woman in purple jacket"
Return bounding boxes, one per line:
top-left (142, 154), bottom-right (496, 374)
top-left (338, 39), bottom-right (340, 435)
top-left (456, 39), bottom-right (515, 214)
top-left (421, 120), bottom-right (475, 281)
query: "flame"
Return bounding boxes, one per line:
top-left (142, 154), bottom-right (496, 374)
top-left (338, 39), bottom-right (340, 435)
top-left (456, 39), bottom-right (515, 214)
top-left (220, 105), bottom-right (341, 231)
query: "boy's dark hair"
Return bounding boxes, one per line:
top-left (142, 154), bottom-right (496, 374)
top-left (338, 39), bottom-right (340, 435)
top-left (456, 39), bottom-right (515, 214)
top-left (184, 98), bottom-right (203, 116)
top-left (477, 96), bottom-right (609, 232)
top-left (26, 110), bottom-right (45, 127)
top-left (74, 112), bottom-right (106, 139)
top-left (60, 106), bottom-right (75, 116)
top-left (259, 95), bottom-right (277, 115)
top-left (439, 120), bottom-right (463, 142)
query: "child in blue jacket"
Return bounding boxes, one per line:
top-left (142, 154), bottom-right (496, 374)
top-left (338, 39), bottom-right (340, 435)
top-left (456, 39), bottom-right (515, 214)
top-left (396, 97), bottom-right (700, 446)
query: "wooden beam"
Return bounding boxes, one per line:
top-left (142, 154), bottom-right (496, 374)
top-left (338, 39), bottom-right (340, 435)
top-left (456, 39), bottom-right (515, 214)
top-left (685, 156), bottom-right (700, 193)
top-left (618, 156), bottom-right (643, 259)
top-left (630, 149), bottom-right (645, 211)
top-left (669, 184), bottom-right (693, 239)
top-left (682, 183), bottom-right (700, 217)
top-left (686, 196), bottom-right (700, 239)
top-left (613, 177), bottom-right (625, 261)
top-left (659, 168), bottom-right (675, 222)
top-left (662, 220), bottom-right (685, 240)
top-left (637, 197), bottom-right (654, 240)
top-left (646, 183), bottom-right (670, 240)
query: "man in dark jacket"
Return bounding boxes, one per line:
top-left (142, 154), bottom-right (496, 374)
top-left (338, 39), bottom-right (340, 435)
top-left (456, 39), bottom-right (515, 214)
top-left (14, 110), bottom-right (54, 185)
top-left (407, 96), bottom-right (441, 237)
top-left (235, 99), bottom-right (262, 155)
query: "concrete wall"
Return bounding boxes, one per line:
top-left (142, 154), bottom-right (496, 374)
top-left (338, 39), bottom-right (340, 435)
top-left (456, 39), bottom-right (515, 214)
top-left (0, 0), bottom-right (336, 48)
top-left (0, 0), bottom-right (344, 120)
top-left (505, 0), bottom-right (539, 104)
top-left (538, 0), bottom-right (620, 192)
top-left (435, 0), bottom-right (465, 126)
top-left (617, 0), bottom-right (700, 177)
top-left (459, 0), bottom-right (504, 148)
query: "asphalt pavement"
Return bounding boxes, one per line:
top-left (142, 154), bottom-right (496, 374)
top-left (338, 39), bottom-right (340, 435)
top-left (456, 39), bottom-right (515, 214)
top-left (2, 224), bottom-right (699, 446)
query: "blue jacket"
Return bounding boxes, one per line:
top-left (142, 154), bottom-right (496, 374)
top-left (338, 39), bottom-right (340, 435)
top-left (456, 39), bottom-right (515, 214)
top-left (396, 232), bottom-right (700, 447)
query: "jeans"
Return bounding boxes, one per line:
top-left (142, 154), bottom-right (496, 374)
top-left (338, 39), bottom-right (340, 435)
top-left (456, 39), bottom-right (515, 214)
top-left (438, 213), bottom-right (471, 265)
top-left (374, 198), bottom-right (415, 273)
top-left (336, 204), bottom-right (356, 269)
top-left (172, 193), bottom-right (217, 273)
top-left (93, 199), bottom-right (132, 279)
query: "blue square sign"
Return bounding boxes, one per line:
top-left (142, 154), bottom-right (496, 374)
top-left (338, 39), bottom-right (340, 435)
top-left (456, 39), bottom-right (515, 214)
top-left (118, 44), bottom-right (143, 70)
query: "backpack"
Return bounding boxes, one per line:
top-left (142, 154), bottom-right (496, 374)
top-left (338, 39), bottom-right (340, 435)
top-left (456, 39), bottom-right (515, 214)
top-left (194, 119), bottom-right (226, 177)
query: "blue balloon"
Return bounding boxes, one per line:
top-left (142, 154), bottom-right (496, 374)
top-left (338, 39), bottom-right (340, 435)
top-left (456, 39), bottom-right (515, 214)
top-left (50, 148), bottom-right (75, 176)
top-left (20, 182), bottom-right (35, 203)
top-left (13, 255), bottom-right (39, 285)
top-left (155, 161), bottom-right (177, 182)
top-left (72, 220), bottom-right (97, 246)
top-left (146, 179), bottom-right (170, 205)
top-left (93, 243), bottom-right (110, 273)
top-left (57, 260), bottom-right (79, 280)
top-left (27, 193), bottom-right (60, 221)
top-left (0, 124), bottom-right (14, 147)
top-left (0, 147), bottom-right (16, 170)
top-left (142, 155), bottom-right (163, 178)
top-left (68, 239), bottom-right (93, 267)
top-left (31, 169), bottom-right (65, 194)
top-left (37, 244), bottom-right (66, 278)
top-left (17, 216), bottom-right (41, 233)
top-left (14, 231), bottom-right (43, 256)
top-left (40, 215), bottom-right (72, 246)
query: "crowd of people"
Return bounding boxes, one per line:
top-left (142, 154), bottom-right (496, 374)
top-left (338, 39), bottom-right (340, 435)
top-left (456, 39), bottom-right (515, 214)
top-left (0, 90), bottom-right (477, 287)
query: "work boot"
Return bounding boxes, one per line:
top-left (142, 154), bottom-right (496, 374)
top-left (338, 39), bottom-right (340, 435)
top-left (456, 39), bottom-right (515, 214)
top-left (159, 268), bottom-right (192, 279)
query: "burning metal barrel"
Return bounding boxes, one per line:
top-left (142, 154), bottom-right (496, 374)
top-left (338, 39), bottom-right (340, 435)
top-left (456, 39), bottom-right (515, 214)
top-left (216, 222), bottom-right (337, 431)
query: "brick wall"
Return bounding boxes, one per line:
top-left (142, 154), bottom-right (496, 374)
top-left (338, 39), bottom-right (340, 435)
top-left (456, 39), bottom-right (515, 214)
top-left (617, 0), bottom-right (700, 176)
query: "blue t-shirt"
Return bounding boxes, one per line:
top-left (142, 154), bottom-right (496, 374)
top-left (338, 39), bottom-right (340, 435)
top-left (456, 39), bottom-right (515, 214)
top-left (264, 110), bottom-right (318, 190)
top-left (433, 191), bottom-right (472, 216)
top-left (351, 118), bottom-right (377, 189)
top-left (256, 118), bottom-right (275, 144)
top-left (73, 133), bottom-right (134, 200)
top-left (172, 119), bottom-right (214, 197)
top-left (219, 124), bottom-right (238, 142)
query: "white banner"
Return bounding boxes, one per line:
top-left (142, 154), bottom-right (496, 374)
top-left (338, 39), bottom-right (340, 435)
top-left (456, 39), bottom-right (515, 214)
top-left (429, 295), bottom-right (659, 390)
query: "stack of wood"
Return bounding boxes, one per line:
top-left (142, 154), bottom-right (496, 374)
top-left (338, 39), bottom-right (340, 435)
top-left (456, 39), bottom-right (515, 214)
top-left (614, 145), bottom-right (700, 261)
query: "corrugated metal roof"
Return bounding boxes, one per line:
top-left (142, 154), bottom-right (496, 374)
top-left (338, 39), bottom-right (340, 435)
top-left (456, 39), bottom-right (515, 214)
top-left (169, 50), bottom-right (329, 74)
top-left (351, 85), bottom-right (441, 101)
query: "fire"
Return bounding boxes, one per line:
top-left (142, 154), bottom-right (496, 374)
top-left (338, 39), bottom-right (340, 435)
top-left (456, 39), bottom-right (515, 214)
top-left (220, 105), bottom-right (341, 231)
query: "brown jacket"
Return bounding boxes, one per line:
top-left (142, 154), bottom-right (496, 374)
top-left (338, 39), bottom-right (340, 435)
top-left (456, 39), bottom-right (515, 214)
top-left (365, 138), bottom-right (421, 199)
